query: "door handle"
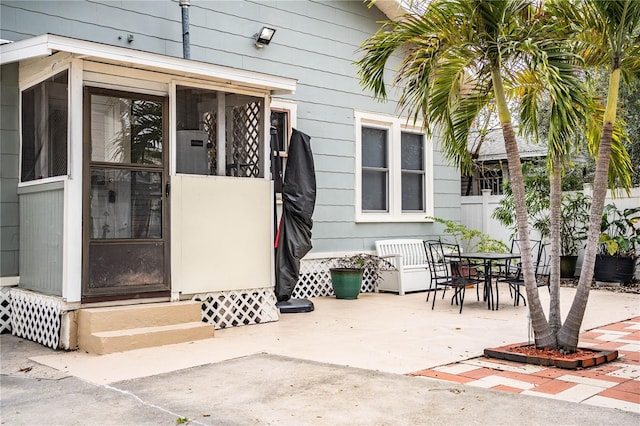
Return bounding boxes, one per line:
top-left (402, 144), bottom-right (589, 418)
top-left (165, 182), bottom-right (170, 197)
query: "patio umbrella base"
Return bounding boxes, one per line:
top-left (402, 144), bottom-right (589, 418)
top-left (276, 298), bottom-right (315, 313)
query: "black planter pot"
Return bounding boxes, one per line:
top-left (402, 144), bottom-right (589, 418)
top-left (560, 255), bottom-right (578, 278)
top-left (594, 254), bottom-right (636, 284)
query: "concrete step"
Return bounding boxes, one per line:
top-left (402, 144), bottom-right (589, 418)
top-left (78, 301), bottom-right (202, 333)
top-left (81, 322), bottom-right (214, 355)
top-left (77, 301), bottom-right (214, 354)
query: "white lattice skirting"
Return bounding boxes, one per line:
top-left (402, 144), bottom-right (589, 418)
top-left (0, 286), bottom-right (12, 334)
top-left (3, 257), bottom-right (382, 342)
top-left (10, 288), bottom-right (62, 349)
top-left (292, 258), bottom-right (378, 299)
top-left (192, 258), bottom-right (380, 329)
top-left (194, 288), bottom-right (280, 330)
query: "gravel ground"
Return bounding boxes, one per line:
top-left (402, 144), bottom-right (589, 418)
top-left (560, 277), bottom-right (640, 294)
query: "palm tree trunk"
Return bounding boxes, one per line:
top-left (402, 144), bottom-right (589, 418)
top-left (491, 65), bottom-right (555, 347)
top-left (548, 157), bottom-right (562, 334)
top-left (557, 68), bottom-right (621, 351)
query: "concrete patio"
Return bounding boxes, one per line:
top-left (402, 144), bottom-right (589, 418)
top-left (1, 285), bottom-right (639, 425)
top-left (22, 286), bottom-right (639, 383)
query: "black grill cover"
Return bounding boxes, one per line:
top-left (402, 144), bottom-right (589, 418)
top-left (274, 129), bottom-right (316, 302)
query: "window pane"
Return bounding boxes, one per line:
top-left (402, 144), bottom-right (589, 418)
top-left (401, 132), bottom-right (423, 170)
top-left (90, 169), bottom-right (162, 239)
top-left (270, 110), bottom-right (289, 193)
top-left (362, 127), bottom-right (387, 168)
top-left (21, 70), bottom-right (68, 181)
top-left (270, 110), bottom-right (288, 152)
top-left (402, 172), bottom-right (424, 211)
top-left (91, 96), bottom-right (163, 165)
top-left (176, 86), bottom-right (217, 175)
top-left (362, 170), bottom-right (388, 211)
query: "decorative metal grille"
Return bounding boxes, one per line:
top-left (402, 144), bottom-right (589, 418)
top-left (10, 288), bottom-right (61, 349)
top-left (194, 287), bottom-right (279, 330)
top-left (292, 258), bottom-right (379, 299)
top-left (229, 102), bottom-right (261, 177)
top-left (0, 287), bottom-right (12, 334)
top-left (478, 166), bottom-right (503, 195)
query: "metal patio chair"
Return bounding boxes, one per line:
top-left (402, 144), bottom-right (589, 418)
top-left (498, 240), bottom-right (550, 306)
top-left (424, 240), bottom-right (482, 314)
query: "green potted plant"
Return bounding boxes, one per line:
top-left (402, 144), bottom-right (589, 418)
top-left (329, 254), bottom-right (382, 299)
top-left (559, 193), bottom-right (591, 278)
top-left (491, 163), bottom-right (592, 278)
top-left (427, 216), bottom-right (509, 253)
top-left (594, 204), bottom-right (640, 284)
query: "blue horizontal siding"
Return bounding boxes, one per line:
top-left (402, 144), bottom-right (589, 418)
top-left (0, 0), bottom-right (462, 257)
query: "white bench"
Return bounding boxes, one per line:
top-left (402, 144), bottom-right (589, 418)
top-left (375, 239), bottom-right (434, 295)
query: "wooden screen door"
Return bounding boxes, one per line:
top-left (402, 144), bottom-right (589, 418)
top-left (82, 88), bottom-right (170, 302)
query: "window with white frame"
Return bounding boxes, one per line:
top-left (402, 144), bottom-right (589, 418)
top-left (355, 111), bottom-right (432, 222)
top-left (270, 99), bottom-right (297, 194)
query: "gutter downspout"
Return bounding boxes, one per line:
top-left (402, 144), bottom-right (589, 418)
top-left (180, 0), bottom-right (191, 59)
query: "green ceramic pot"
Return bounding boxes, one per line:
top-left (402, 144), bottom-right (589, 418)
top-left (329, 268), bottom-right (363, 299)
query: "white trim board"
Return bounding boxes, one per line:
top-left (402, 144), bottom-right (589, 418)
top-left (1, 34), bottom-right (296, 95)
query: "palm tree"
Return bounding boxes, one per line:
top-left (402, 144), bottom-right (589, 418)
top-left (551, 0), bottom-right (638, 351)
top-left (357, 0), bottom-right (591, 349)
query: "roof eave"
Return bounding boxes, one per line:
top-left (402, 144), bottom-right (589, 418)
top-left (0, 34), bottom-right (296, 95)
top-left (374, 0), bottom-right (408, 21)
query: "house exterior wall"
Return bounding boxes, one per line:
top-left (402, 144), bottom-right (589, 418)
top-left (0, 63), bottom-right (20, 280)
top-left (0, 0), bottom-right (459, 263)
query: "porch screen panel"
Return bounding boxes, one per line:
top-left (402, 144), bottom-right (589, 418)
top-left (21, 71), bottom-right (68, 182)
top-left (90, 169), bottom-right (162, 240)
top-left (90, 96), bottom-right (162, 165)
top-left (88, 243), bottom-right (164, 288)
top-left (175, 86), bottom-right (218, 175)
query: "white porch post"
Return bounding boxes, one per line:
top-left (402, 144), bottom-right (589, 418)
top-left (62, 58), bottom-right (83, 303)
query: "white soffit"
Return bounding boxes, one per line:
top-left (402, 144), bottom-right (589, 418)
top-left (375, 0), bottom-right (408, 20)
top-left (0, 34), bottom-right (296, 95)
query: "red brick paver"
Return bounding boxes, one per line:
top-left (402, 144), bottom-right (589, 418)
top-left (528, 379), bottom-right (576, 395)
top-left (411, 317), bottom-right (640, 413)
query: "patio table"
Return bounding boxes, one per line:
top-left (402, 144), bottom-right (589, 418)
top-left (445, 252), bottom-right (521, 310)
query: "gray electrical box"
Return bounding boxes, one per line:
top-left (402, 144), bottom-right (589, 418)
top-left (177, 130), bottom-right (209, 175)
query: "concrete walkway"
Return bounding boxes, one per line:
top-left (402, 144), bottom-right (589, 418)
top-left (1, 287), bottom-right (639, 425)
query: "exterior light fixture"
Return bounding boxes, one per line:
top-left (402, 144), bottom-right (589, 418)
top-left (254, 26), bottom-right (276, 48)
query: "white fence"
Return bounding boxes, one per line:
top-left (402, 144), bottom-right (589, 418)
top-left (461, 186), bottom-right (640, 277)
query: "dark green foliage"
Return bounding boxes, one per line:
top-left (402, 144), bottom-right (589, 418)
top-left (599, 204), bottom-right (640, 257)
top-left (427, 216), bottom-right (510, 253)
top-left (619, 80), bottom-right (640, 186)
top-left (492, 161), bottom-right (592, 255)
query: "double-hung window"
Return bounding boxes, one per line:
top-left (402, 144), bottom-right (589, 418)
top-left (355, 111), bottom-right (432, 222)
